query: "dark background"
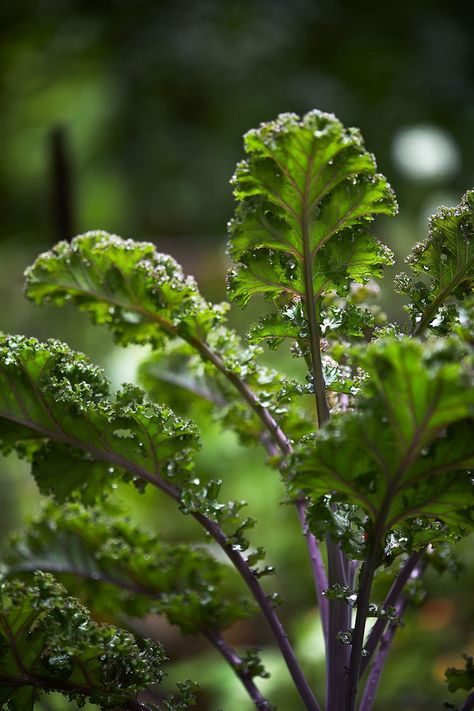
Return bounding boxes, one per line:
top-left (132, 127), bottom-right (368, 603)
top-left (0, 1), bottom-right (473, 709)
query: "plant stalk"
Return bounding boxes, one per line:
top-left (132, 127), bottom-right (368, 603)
top-left (460, 691), bottom-right (474, 711)
top-left (359, 549), bottom-right (424, 677)
top-left (0, 411), bottom-right (320, 711)
top-left (344, 505), bottom-right (390, 711)
top-left (297, 499), bottom-right (329, 642)
top-left (358, 600), bottom-right (405, 711)
top-left (204, 630), bottom-right (273, 710)
top-left (195, 511), bottom-right (320, 711)
top-left (326, 538), bottom-right (352, 711)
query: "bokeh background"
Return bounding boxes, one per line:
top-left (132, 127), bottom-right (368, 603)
top-left (0, 1), bottom-right (473, 709)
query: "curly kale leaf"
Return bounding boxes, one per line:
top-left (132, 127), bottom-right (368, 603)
top-left (24, 232), bottom-right (310, 446)
top-left (5, 502), bottom-right (255, 635)
top-left (396, 189), bottom-right (474, 336)
top-left (227, 110), bottom-right (397, 348)
top-left (24, 231), bottom-right (226, 348)
top-left (291, 337), bottom-right (474, 546)
top-left (0, 335), bottom-right (199, 504)
top-left (0, 572), bottom-right (189, 710)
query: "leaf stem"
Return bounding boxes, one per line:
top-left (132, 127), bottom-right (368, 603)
top-left (460, 691), bottom-right (474, 711)
top-left (194, 511), bottom-right (320, 711)
top-left (358, 600), bottom-right (405, 711)
top-left (359, 549), bottom-right (424, 677)
top-left (344, 505), bottom-right (389, 711)
top-left (413, 270), bottom-right (468, 337)
top-left (413, 285), bottom-right (452, 337)
top-left (297, 499), bottom-right (329, 642)
top-left (326, 537), bottom-right (352, 711)
top-left (203, 630), bottom-right (274, 710)
top-left (189, 337), bottom-right (293, 455)
top-left (301, 236), bottom-right (330, 426)
top-left (300, 150), bottom-right (351, 710)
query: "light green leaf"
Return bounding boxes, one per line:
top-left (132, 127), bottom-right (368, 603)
top-left (227, 110), bottom-right (397, 346)
top-left (25, 231), bottom-right (226, 347)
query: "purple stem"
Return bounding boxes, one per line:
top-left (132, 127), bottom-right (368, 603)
top-left (359, 549), bottom-right (424, 677)
top-left (344, 506), bottom-right (390, 711)
top-left (460, 692), bottom-right (474, 711)
top-left (326, 535), bottom-right (351, 711)
top-left (358, 600), bottom-right (405, 711)
top-left (204, 630), bottom-right (273, 710)
top-left (297, 500), bottom-right (329, 642)
top-left (0, 411), bottom-right (319, 711)
top-left (194, 511), bottom-right (320, 711)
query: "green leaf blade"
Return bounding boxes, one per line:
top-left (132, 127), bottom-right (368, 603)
top-left (228, 110), bottom-right (397, 351)
top-left (291, 337), bottom-right (474, 541)
top-left (0, 572), bottom-right (175, 710)
top-left (396, 189), bottom-right (474, 335)
top-left (0, 335), bottom-right (199, 504)
top-left (5, 503), bottom-right (256, 636)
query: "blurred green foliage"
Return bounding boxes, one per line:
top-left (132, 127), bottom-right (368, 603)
top-left (0, 2), bottom-right (473, 709)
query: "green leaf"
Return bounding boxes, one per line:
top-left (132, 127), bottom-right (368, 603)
top-left (445, 655), bottom-right (474, 693)
top-left (227, 110), bottom-right (397, 347)
top-left (0, 572), bottom-right (174, 710)
top-left (25, 232), bottom-right (307, 447)
top-left (395, 189), bottom-right (474, 336)
top-left (292, 337), bottom-right (474, 541)
top-left (25, 231), bottom-right (226, 347)
top-left (0, 335), bottom-right (199, 504)
top-left (307, 494), bottom-right (368, 559)
top-left (5, 502), bottom-right (255, 635)
top-left (138, 336), bottom-right (313, 447)
top-left (138, 342), bottom-right (227, 413)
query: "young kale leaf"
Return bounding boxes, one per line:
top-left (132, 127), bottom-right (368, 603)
top-left (292, 337), bottom-right (474, 546)
top-left (396, 189), bottom-right (474, 336)
top-left (5, 502), bottom-right (255, 635)
top-left (0, 572), bottom-right (190, 710)
top-left (227, 110), bottom-right (397, 344)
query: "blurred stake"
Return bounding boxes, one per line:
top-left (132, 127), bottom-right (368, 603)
top-left (50, 126), bottom-right (75, 242)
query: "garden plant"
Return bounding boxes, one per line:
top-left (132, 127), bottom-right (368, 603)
top-left (0, 110), bottom-right (473, 710)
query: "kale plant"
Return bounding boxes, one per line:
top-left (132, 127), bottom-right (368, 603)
top-left (0, 111), bottom-right (473, 710)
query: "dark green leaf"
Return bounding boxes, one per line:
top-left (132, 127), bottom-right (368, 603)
top-left (5, 502), bottom-right (255, 635)
top-left (292, 337), bottom-right (474, 541)
top-left (0, 335), bottom-right (199, 504)
top-left (445, 655), bottom-right (474, 693)
top-left (0, 572), bottom-right (174, 710)
top-left (396, 189), bottom-right (474, 336)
